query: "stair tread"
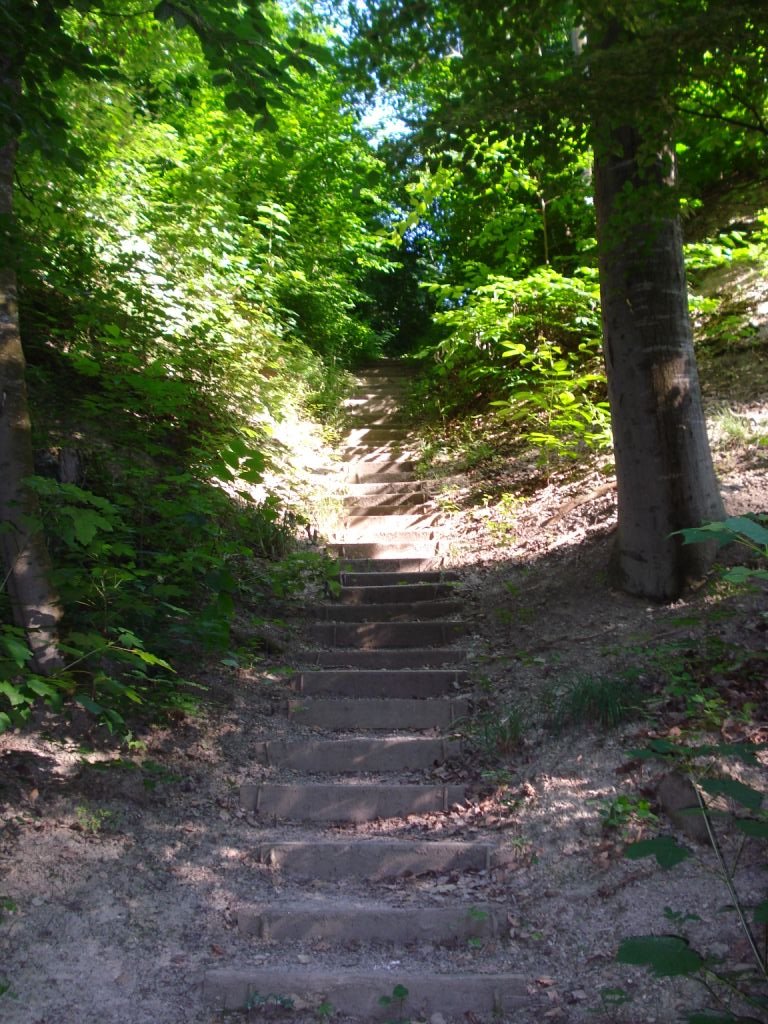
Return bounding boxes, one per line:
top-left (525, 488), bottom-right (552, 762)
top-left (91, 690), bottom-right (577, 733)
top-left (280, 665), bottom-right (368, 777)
top-left (200, 362), bottom-right (522, 1020)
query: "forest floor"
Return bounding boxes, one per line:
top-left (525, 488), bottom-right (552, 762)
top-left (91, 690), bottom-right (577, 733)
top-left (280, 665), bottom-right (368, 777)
top-left (1, 278), bottom-right (767, 1023)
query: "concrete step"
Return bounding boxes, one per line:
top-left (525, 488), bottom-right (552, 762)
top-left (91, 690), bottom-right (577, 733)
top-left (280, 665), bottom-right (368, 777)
top-left (343, 496), bottom-right (430, 513)
top-left (304, 648), bottom-right (467, 669)
top-left (354, 378), bottom-right (411, 389)
top-left (308, 620), bottom-right (465, 648)
top-left (204, 968), bottom-right (529, 1017)
top-left (344, 415), bottom-right (411, 428)
top-left (345, 461), bottom-right (417, 479)
top-left (339, 570), bottom-right (460, 586)
top-left (343, 427), bottom-right (414, 445)
top-left (338, 582), bottom-right (458, 604)
top-left (340, 512), bottom-right (441, 531)
top-left (337, 557), bottom-right (442, 573)
top-left (331, 530), bottom-right (437, 548)
top-left (312, 600), bottom-right (462, 623)
top-left (237, 902), bottom-right (506, 943)
top-left (252, 839), bottom-right (509, 879)
top-left (347, 467), bottom-right (418, 483)
top-left (356, 361), bottom-right (414, 376)
top-left (253, 736), bottom-right (461, 772)
top-left (240, 782), bottom-right (467, 823)
top-left (329, 542), bottom-right (438, 561)
top-left (342, 398), bottom-right (402, 415)
top-left (293, 668), bottom-right (467, 697)
top-left (342, 448), bottom-right (415, 464)
top-left (287, 696), bottom-right (469, 730)
top-left (345, 479), bottom-right (427, 495)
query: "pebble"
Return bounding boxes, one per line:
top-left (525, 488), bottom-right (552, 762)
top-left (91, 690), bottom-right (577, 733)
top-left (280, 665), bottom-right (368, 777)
top-left (430, 1014), bottom-right (447, 1024)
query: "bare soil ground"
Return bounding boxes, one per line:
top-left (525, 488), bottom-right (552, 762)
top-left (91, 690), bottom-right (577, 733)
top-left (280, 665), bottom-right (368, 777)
top-left (1, 285), bottom-right (767, 1023)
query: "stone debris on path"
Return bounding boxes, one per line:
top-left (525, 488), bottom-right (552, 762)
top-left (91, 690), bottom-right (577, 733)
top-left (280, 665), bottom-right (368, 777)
top-left (204, 359), bottom-right (529, 1021)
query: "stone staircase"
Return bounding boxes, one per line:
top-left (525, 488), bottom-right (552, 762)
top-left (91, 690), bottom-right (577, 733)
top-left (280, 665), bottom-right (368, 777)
top-left (204, 360), bottom-right (528, 1021)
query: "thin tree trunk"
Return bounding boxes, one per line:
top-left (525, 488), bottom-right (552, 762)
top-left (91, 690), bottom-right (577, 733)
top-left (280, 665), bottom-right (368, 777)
top-left (0, 71), bottom-right (65, 673)
top-left (593, 122), bottom-right (724, 601)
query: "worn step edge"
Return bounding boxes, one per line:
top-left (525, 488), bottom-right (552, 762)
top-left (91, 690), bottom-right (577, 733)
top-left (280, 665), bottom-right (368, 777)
top-left (329, 544), bottom-right (439, 562)
top-left (337, 582), bottom-right (457, 604)
top-left (339, 571), bottom-right (460, 586)
top-left (287, 696), bottom-right (469, 730)
top-left (341, 510), bottom-right (441, 527)
top-left (294, 668), bottom-right (467, 696)
top-left (311, 600), bottom-right (463, 623)
top-left (343, 501), bottom-right (431, 516)
top-left (330, 531), bottom-right (437, 547)
top-left (337, 559), bottom-right (443, 574)
top-left (344, 480), bottom-right (428, 495)
top-left (253, 839), bottom-right (510, 880)
top-left (343, 429), bottom-right (414, 443)
top-left (347, 473), bottom-right (420, 486)
top-left (240, 783), bottom-right (467, 822)
top-left (303, 648), bottom-right (467, 669)
top-left (203, 968), bottom-right (529, 1017)
top-left (253, 737), bottom-right (462, 772)
top-left (237, 903), bottom-right (506, 943)
top-left (308, 621), bottom-right (465, 648)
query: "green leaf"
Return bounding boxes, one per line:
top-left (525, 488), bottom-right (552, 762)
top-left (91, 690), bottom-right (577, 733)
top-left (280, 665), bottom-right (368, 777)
top-left (1, 633), bottom-right (33, 668)
top-left (735, 818), bottom-right (768, 838)
top-left (624, 836), bottom-right (692, 869)
top-left (754, 899), bottom-right (768, 925)
top-left (0, 681), bottom-right (27, 707)
top-left (25, 678), bottom-right (60, 699)
top-left (61, 507), bottom-right (114, 546)
top-left (74, 695), bottom-right (103, 714)
top-left (723, 515), bottom-right (768, 547)
top-left (699, 776), bottom-right (762, 810)
top-left (128, 649), bottom-right (173, 671)
top-left (617, 935), bottom-right (704, 976)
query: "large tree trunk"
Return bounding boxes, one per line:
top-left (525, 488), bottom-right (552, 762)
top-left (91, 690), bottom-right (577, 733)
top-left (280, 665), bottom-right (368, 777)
top-left (593, 122), bottom-right (725, 601)
top-left (0, 72), bottom-right (65, 674)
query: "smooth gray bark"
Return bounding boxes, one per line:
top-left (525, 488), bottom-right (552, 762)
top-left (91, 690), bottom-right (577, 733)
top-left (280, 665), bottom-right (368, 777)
top-left (594, 123), bottom-right (724, 600)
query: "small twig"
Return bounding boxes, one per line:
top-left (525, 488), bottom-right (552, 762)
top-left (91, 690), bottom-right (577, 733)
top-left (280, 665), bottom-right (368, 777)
top-left (543, 481), bottom-right (616, 526)
top-left (694, 783), bottom-right (768, 979)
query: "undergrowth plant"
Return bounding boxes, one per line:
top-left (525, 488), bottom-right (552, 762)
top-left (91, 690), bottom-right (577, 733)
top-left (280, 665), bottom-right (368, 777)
top-left (0, 459), bottom-right (339, 735)
top-left (546, 673), bottom-right (650, 733)
top-left (416, 266), bottom-right (612, 461)
top-left (615, 735), bottom-right (768, 1023)
top-left (678, 514), bottom-right (768, 586)
top-left (379, 983), bottom-right (411, 1024)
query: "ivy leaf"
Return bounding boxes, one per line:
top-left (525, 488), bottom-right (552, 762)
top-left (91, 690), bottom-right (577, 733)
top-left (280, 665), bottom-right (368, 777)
top-left (617, 935), bottom-right (704, 976)
top-left (624, 836), bottom-right (692, 869)
top-left (699, 776), bottom-right (762, 810)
